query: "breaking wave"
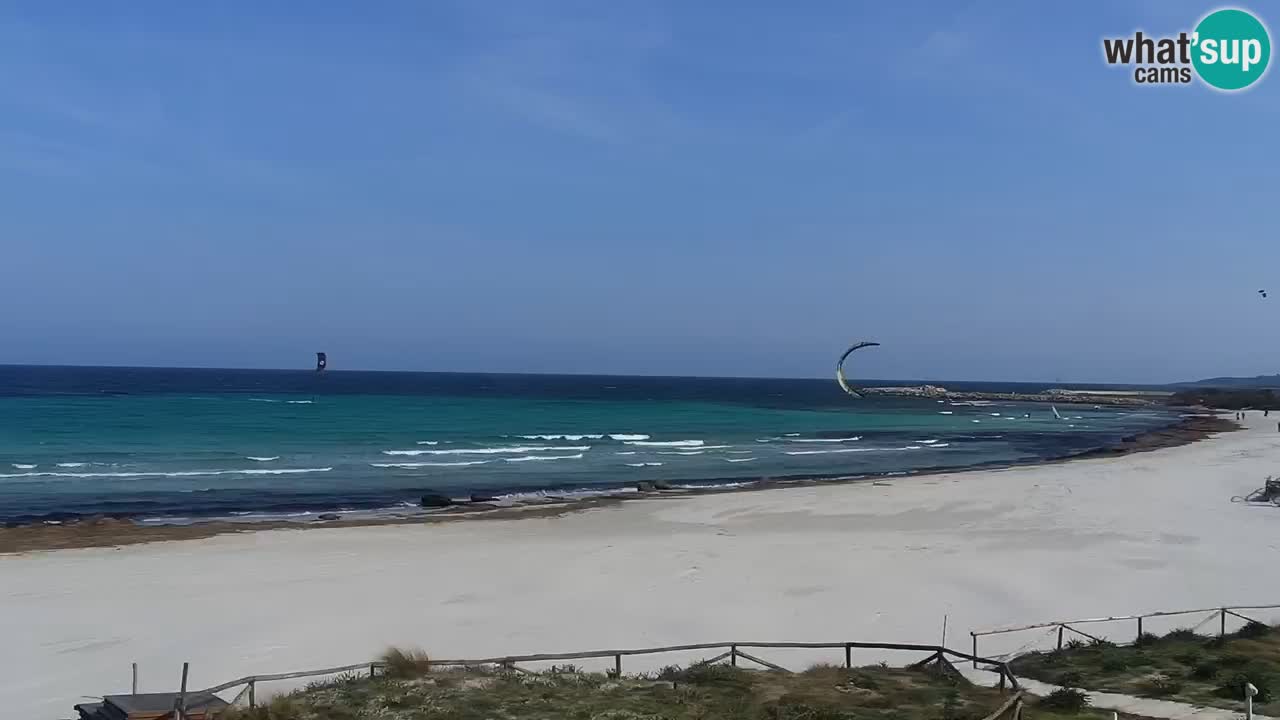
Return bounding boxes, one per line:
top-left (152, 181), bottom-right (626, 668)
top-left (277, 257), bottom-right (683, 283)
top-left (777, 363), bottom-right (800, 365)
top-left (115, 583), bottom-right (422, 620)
top-left (624, 440), bottom-right (704, 448)
top-left (626, 462), bottom-right (663, 467)
top-left (247, 456), bottom-right (279, 462)
top-left (371, 461), bottom-right (489, 468)
top-left (520, 434), bottom-right (603, 441)
top-left (504, 453), bottom-right (584, 463)
top-left (0, 467), bottom-right (333, 479)
top-left (382, 445), bottom-right (589, 456)
top-left (609, 434), bottom-right (649, 441)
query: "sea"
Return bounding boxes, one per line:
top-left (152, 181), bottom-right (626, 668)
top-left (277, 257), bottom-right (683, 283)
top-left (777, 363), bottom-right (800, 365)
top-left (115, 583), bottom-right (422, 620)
top-left (0, 366), bottom-right (1179, 526)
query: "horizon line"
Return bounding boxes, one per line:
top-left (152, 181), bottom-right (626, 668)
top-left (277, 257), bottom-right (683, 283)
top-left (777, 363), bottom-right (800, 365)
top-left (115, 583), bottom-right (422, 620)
top-left (0, 361), bottom-right (1183, 388)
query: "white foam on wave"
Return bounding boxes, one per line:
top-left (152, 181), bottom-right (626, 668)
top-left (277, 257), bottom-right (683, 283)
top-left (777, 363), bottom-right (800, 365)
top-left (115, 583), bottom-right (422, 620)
top-left (939, 411), bottom-right (954, 415)
top-left (785, 445), bottom-right (924, 455)
top-left (247, 456), bottom-right (279, 462)
top-left (623, 439), bottom-right (703, 448)
top-left (784, 437), bottom-right (861, 443)
top-left (972, 420), bottom-right (981, 423)
top-left (286, 400), bottom-right (314, 404)
top-left (248, 398), bottom-right (280, 403)
top-left (626, 462), bottom-right (663, 467)
top-left (520, 434), bottom-right (603, 441)
top-left (784, 433), bottom-right (801, 437)
top-left (990, 412), bottom-right (1001, 416)
top-left (415, 441), bottom-right (439, 446)
top-left (609, 434), bottom-right (649, 441)
top-left (726, 450), bottom-right (753, 454)
top-left (382, 445), bottom-right (589, 456)
top-left (371, 461), bottom-right (489, 468)
top-left (615, 451), bottom-right (637, 455)
top-left (784, 447), bottom-right (878, 455)
top-left (0, 467), bottom-right (333, 479)
top-left (658, 451), bottom-right (705, 456)
top-left (931, 443), bottom-right (951, 448)
top-left (504, 453), bottom-right (584, 463)
top-left (918, 439), bottom-right (940, 444)
top-left (725, 457), bottom-right (757, 463)
top-left (56, 462), bottom-right (87, 468)
top-left (12, 463), bottom-right (36, 469)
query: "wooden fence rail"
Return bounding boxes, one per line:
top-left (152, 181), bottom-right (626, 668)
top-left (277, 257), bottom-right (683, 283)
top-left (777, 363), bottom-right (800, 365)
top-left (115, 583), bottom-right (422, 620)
top-left (195, 639), bottom-right (1019, 708)
top-left (969, 602), bottom-right (1280, 663)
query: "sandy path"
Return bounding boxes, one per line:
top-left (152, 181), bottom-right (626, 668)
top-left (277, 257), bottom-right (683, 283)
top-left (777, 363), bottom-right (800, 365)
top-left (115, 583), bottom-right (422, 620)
top-left (5, 415), bottom-right (1280, 718)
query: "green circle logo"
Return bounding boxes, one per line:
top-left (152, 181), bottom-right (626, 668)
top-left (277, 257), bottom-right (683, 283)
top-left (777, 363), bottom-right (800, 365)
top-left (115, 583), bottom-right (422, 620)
top-left (1193, 8), bottom-right (1271, 90)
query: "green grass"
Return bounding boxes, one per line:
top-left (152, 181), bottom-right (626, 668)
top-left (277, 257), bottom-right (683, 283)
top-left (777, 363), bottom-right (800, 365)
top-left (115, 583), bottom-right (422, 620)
top-left (219, 653), bottom-right (1115, 720)
top-left (1010, 622), bottom-right (1280, 712)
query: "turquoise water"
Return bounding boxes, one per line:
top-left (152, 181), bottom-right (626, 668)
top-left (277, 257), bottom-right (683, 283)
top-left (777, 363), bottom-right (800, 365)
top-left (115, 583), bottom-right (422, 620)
top-left (0, 367), bottom-right (1178, 524)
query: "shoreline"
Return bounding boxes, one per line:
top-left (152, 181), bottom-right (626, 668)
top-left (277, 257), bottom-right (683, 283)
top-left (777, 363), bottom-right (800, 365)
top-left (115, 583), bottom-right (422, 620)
top-left (5, 410), bottom-right (1276, 719)
top-left (0, 412), bottom-right (1234, 555)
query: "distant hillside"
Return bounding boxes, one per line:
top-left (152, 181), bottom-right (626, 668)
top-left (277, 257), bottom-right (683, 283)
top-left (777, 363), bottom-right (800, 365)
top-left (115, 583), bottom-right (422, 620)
top-left (1173, 374), bottom-right (1280, 389)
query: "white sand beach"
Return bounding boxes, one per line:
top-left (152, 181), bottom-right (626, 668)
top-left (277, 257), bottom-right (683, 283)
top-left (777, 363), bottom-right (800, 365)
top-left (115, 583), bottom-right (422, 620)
top-left (6, 414), bottom-right (1280, 718)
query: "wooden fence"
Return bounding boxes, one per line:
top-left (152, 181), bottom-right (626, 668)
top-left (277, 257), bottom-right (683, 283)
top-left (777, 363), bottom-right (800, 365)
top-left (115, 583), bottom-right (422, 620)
top-left (970, 602), bottom-right (1280, 663)
top-left (193, 639), bottom-right (1019, 710)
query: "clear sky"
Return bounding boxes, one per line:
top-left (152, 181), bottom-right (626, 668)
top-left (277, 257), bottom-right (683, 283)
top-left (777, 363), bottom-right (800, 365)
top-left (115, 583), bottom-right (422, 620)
top-left (2, 1), bottom-right (1277, 383)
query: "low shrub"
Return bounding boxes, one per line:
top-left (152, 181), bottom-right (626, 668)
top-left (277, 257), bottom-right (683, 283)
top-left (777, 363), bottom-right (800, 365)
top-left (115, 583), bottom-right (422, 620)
top-left (1054, 670), bottom-right (1084, 688)
top-left (1135, 632), bottom-right (1160, 647)
top-left (1038, 687), bottom-right (1090, 713)
top-left (1138, 673), bottom-right (1184, 697)
top-left (1088, 638), bottom-right (1115, 649)
top-left (1221, 653), bottom-right (1251, 668)
top-left (380, 647), bottom-right (432, 679)
top-left (1238, 621), bottom-right (1271, 639)
top-left (1215, 670), bottom-right (1274, 703)
top-left (1172, 649), bottom-right (1203, 666)
top-left (1164, 628), bottom-right (1201, 642)
top-left (1064, 639), bottom-right (1087, 651)
top-left (1100, 652), bottom-right (1131, 673)
top-left (1192, 660), bottom-right (1222, 681)
top-left (763, 696), bottom-right (846, 720)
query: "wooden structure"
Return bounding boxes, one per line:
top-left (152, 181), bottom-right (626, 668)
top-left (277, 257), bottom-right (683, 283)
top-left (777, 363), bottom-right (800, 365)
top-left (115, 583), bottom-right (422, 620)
top-left (192, 639), bottom-right (1018, 710)
top-left (971, 602), bottom-right (1280, 662)
top-left (74, 692), bottom-right (228, 720)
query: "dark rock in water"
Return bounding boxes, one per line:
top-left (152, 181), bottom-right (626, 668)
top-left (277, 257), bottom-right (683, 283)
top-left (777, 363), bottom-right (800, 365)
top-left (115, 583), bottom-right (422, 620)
top-left (316, 513), bottom-right (341, 521)
top-left (636, 481), bottom-right (657, 492)
top-left (652, 479), bottom-right (674, 490)
top-left (420, 493), bottom-right (455, 508)
top-left (470, 494), bottom-right (499, 503)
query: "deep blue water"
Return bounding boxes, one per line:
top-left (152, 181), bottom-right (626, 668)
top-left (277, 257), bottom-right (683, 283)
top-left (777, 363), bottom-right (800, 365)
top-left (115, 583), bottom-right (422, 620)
top-left (0, 366), bottom-right (1178, 525)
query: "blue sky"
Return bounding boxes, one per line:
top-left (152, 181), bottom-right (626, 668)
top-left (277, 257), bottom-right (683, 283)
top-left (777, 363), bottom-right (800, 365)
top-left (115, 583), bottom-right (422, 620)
top-left (2, 1), bottom-right (1278, 383)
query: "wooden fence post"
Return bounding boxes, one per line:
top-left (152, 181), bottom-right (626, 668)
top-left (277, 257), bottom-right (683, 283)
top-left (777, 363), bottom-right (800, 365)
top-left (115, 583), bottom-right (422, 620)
top-left (971, 633), bottom-right (978, 669)
top-left (248, 680), bottom-right (256, 708)
top-left (845, 643), bottom-right (852, 669)
top-left (174, 662), bottom-right (189, 720)
top-left (1137, 616), bottom-right (1143, 641)
top-left (730, 645), bottom-right (738, 667)
top-left (1221, 608), bottom-right (1227, 637)
top-left (1057, 625), bottom-right (1064, 650)
top-left (131, 663), bottom-right (137, 694)
top-left (614, 654), bottom-right (622, 677)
